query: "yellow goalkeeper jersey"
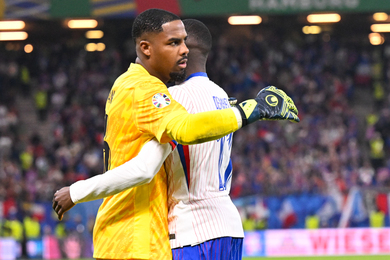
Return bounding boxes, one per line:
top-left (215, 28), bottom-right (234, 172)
top-left (93, 63), bottom-right (187, 259)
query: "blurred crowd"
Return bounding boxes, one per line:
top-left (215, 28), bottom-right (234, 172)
top-left (0, 21), bottom-right (390, 237)
top-left (210, 27), bottom-right (390, 198)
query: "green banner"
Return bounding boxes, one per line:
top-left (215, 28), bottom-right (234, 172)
top-left (180, 0), bottom-right (247, 16)
top-left (3, 0), bottom-right (390, 19)
top-left (51, 0), bottom-right (91, 18)
top-left (180, 0), bottom-right (390, 16)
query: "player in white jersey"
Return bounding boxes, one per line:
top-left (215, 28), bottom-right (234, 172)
top-left (165, 20), bottom-right (244, 257)
top-left (167, 81), bottom-right (244, 257)
top-left (165, 33), bottom-right (244, 251)
top-left (53, 19), bottom-right (299, 259)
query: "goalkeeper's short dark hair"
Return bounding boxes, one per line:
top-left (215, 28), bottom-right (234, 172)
top-left (183, 19), bottom-right (212, 56)
top-left (132, 8), bottom-right (180, 42)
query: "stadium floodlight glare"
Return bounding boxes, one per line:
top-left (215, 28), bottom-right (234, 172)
top-left (302, 25), bottom-right (322, 34)
top-left (85, 30), bottom-right (104, 39)
top-left (85, 43), bottom-right (97, 52)
top-left (0, 31), bottom-right (28, 41)
top-left (371, 23), bottom-right (390, 32)
top-left (369, 33), bottom-right (385, 45)
top-left (68, 19), bottom-right (98, 29)
top-left (228, 15), bottom-right (262, 25)
top-left (0, 21), bottom-right (25, 30)
top-left (85, 42), bottom-right (105, 52)
top-left (96, 43), bottom-right (105, 51)
top-left (307, 13), bottom-right (341, 23)
top-left (24, 44), bottom-right (33, 53)
top-left (373, 12), bottom-right (388, 22)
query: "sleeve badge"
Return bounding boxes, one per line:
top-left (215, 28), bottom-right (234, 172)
top-left (152, 93), bottom-right (171, 108)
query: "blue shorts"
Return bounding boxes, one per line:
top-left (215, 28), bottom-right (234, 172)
top-left (171, 237), bottom-right (243, 260)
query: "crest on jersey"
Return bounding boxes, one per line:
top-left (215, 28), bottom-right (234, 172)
top-left (152, 93), bottom-right (171, 108)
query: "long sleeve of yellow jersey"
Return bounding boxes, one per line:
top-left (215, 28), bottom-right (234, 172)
top-left (133, 77), bottom-right (242, 145)
top-left (160, 107), bottom-right (242, 145)
top-left (160, 85), bottom-right (300, 145)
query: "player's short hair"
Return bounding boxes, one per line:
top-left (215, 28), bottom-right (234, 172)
top-left (183, 19), bottom-right (212, 55)
top-left (132, 8), bottom-right (181, 42)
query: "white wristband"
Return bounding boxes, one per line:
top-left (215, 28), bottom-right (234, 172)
top-left (231, 107), bottom-right (243, 129)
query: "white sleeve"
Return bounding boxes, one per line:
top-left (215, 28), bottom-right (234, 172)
top-left (69, 138), bottom-right (172, 204)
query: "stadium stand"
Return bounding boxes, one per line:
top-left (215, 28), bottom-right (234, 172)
top-left (0, 18), bottom-right (390, 241)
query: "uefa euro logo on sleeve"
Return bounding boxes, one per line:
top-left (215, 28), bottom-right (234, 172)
top-left (152, 93), bottom-right (171, 108)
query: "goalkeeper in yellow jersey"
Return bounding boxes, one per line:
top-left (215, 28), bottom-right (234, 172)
top-left (53, 8), bottom-right (299, 260)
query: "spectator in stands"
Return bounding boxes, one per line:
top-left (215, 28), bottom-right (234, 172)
top-left (34, 86), bottom-right (48, 121)
top-left (23, 211), bottom-right (41, 240)
top-left (2, 207), bottom-right (23, 242)
top-left (369, 207), bottom-right (385, 228)
top-left (305, 212), bottom-right (320, 229)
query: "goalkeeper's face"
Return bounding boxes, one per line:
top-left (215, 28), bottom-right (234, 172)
top-left (146, 20), bottom-right (189, 83)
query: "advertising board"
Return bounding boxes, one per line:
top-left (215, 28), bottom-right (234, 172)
top-left (265, 228), bottom-right (390, 257)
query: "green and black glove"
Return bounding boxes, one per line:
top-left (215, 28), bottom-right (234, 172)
top-left (236, 86), bottom-right (299, 127)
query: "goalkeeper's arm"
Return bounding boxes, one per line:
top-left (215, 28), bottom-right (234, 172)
top-left (162, 86), bottom-right (299, 145)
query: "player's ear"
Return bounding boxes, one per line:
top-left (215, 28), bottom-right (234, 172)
top-left (139, 40), bottom-right (151, 58)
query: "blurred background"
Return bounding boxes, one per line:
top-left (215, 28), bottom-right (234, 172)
top-left (1, 0), bottom-right (390, 259)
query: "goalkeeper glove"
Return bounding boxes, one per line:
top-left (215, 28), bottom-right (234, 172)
top-left (236, 86), bottom-right (299, 127)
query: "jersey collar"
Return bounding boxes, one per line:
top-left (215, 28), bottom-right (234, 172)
top-left (185, 72), bottom-right (208, 81)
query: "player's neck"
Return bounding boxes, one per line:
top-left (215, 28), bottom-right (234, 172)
top-left (186, 66), bottom-right (206, 77)
top-left (186, 57), bottom-right (207, 77)
top-left (136, 58), bottom-right (169, 83)
top-left (185, 49), bottom-right (208, 76)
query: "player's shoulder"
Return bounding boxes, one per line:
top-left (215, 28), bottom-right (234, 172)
top-left (194, 77), bottom-right (229, 98)
top-left (172, 77), bottom-right (224, 92)
top-left (117, 64), bottom-right (166, 91)
top-left (114, 74), bottom-right (167, 103)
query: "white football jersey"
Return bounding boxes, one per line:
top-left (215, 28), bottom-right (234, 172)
top-left (166, 72), bottom-right (244, 248)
